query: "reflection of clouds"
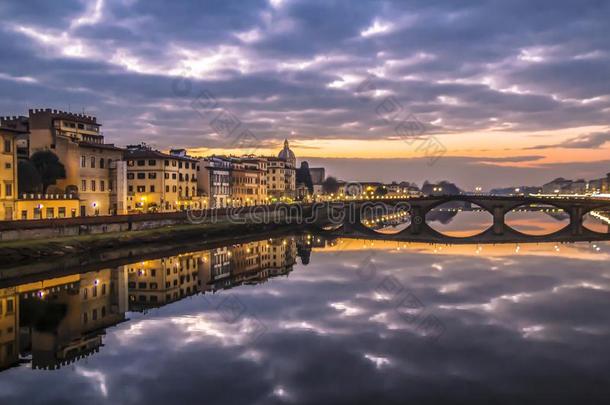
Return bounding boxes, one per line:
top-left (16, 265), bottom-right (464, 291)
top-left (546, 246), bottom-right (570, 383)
top-left (5, 240), bottom-right (610, 403)
top-left (329, 301), bottom-right (364, 316)
top-left (363, 354), bottom-right (391, 369)
top-left (75, 367), bottom-right (108, 397)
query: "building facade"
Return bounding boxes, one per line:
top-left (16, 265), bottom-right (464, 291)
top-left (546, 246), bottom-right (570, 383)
top-left (25, 109), bottom-right (125, 216)
top-left (267, 139), bottom-right (297, 201)
top-left (124, 145), bottom-right (202, 212)
top-left (197, 156), bottom-right (232, 208)
top-left (0, 126), bottom-right (19, 220)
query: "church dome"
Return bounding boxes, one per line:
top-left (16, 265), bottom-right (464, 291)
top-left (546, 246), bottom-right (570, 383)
top-left (278, 139), bottom-right (296, 165)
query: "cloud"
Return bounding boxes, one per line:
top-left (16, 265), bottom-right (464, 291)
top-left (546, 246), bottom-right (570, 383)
top-left (527, 131), bottom-right (610, 150)
top-left (0, 0), bottom-right (608, 170)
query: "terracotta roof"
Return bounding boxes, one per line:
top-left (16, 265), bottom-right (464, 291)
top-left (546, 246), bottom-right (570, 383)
top-left (124, 148), bottom-right (198, 162)
top-left (78, 141), bottom-right (124, 151)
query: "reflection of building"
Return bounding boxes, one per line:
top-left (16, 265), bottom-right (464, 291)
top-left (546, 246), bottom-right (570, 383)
top-left (124, 145), bottom-right (203, 212)
top-left (17, 268), bottom-right (127, 369)
top-left (126, 253), bottom-right (204, 310)
top-left (0, 288), bottom-right (18, 370)
top-left (0, 235), bottom-right (318, 374)
top-left (201, 238), bottom-right (297, 291)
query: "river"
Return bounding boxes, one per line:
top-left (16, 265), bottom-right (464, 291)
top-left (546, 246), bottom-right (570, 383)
top-left (0, 213), bottom-right (609, 404)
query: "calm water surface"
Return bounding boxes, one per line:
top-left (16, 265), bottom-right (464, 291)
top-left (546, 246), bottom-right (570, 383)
top-left (1, 218), bottom-right (610, 404)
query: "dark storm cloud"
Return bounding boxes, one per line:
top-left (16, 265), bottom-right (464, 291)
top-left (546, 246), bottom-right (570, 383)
top-left (0, 0), bottom-right (609, 151)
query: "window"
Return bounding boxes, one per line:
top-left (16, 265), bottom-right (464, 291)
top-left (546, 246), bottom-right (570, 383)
top-left (137, 186), bottom-right (145, 192)
top-left (91, 180), bottom-right (96, 192)
top-left (164, 173), bottom-right (169, 179)
top-left (46, 207), bottom-right (54, 218)
top-left (6, 299), bottom-right (14, 313)
top-left (172, 186), bottom-right (177, 192)
top-left (21, 210), bottom-right (27, 220)
top-left (101, 306), bottom-right (106, 317)
top-left (165, 186), bottom-right (169, 192)
top-left (83, 312), bottom-right (88, 324)
top-left (128, 160), bottom-right (134, 166)
top-left (148, 173), bottom-right (157, 179)
top-left (127, 173), bottom-right (134, 180)
top-left (150, 185), bottom-right (155, 192)
top-left (91, 156), bottom-right (96, 168)
top-left (81, 180), bottom-right (87, 192)
top-left (102, 284), bottom-right (107, 295)
top-left (137, 160), bottom-right (145, 166)
top-left (138, 282), bottom-right (146, 289)
top-left (5, 163), bottom-right (11, 169)
top-left (148, 160), bottom-right (156, 166)
top-left (172, 173), bottom-right (177, 180)
top-left (93, 285), bottom-right (98, 297)
top-left (4, 139), bottom-right (11, 153)
top-left (100, 158), bottom-right (105, 169)
top-left (78, 123), bottom-right (84, 129)
top-left (137, 173), bottom-right (145, 179)
top-left (100, 180), bottom-right (105, 191)
top-left (92, 309), bottom-right (98, 321)
top-left (58, 207), bottom-right (66, 218)
top-left (5, 183), bottom-right (12, 197)
top-left (165, 160), bottom-right (169, 166)
top-left (128, 185), bottom-right (133, 192)
top-left (81, 156), bottom-right (86, 167)
top-left (33, 207), bottom-right (41, 219)
top-left (83, 288), bottom-right (88, 299)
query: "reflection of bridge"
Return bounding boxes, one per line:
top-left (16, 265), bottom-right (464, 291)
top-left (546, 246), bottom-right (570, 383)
top-left (317, 195), bottom-right (610, 244)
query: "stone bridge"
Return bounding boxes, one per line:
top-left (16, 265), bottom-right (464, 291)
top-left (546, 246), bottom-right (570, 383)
top-left (314, 195), bottom-right (610, 244)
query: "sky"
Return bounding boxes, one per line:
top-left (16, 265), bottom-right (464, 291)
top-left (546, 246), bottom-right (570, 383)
top-left (0, 0), bottom-right (609, 189)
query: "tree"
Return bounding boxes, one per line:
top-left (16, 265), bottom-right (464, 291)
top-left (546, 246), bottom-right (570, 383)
top-left (374, 186), bottom-right (388, 196)
top-left (30, 151), bottom-right (66, 193)
top-left (18, 160), bottom-right (42, 195)
top-left (322, 176), bottom-right (340, 194)
top-left (296, 161), bottom-right (314, 193)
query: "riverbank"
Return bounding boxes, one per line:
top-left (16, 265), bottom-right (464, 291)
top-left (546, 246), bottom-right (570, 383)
top-left (0, 220), bottom-right (307, 270)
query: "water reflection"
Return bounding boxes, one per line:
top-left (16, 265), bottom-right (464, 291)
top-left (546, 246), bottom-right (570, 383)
top-left (1, 231), bottom-right (610, 403)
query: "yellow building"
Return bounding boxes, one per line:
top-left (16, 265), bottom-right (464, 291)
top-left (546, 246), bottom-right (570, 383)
top-left (124, 145), bottom-right (203, 212)
top-left (230, 157), bottom-right (267, 206)
top-left (266, 140), bottom-right (296, 201)
top-left (0, 288), bottom-right (18, 371)
top-left (15, 194), bottom-right (80, 220)
top-left (126, 252), bottom-right (204, 310)
top-left (17, 268), bottom-right (128, 369)
top-left (0, 125), bottom-right (19, 220)
top-left (27, 108), bottom-right (125, 216)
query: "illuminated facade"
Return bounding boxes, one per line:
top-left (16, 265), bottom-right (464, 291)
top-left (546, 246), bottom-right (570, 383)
top-left (197, 156), bottom-right (232, 208)
top-left (0, 125), bottom-right (19, 220)
top-left (25, 109), bottom-right (125, 216)
top-left (126, 252), bottom-right (204, 310)
top-left (124, 145), bottom-right (203, 212)
top-left (266, 140), bottom-right (296, 201)
top-left (230, 157), bottom-right (267, 206)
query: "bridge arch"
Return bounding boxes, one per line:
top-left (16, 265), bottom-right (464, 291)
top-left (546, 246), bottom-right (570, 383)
top-left (424, 200), bottom-right (493, 238)
top-left (504, 202), bottom-right (571, 236)
top-left (582, 202), bottom-right (610, 234)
